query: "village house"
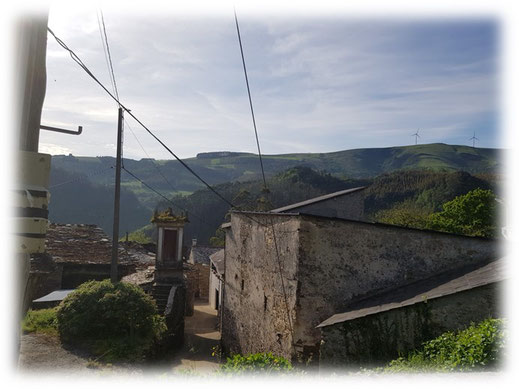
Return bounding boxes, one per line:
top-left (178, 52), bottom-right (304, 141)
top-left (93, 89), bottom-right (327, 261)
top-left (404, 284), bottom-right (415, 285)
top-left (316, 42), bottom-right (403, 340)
top-left (209, 249), bottom-right (224, 311)
top-left (29, 223), bottom-right (149, 304)
top-left (187, 239), bottom-right (221, 300)
top-left (219, 189), bottom-right (500, 365)
top-left (317, 257), bottom-right (506, 369)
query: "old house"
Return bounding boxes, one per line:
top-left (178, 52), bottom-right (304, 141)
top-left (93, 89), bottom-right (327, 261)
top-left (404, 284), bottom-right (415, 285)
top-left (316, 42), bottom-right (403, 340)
top-left (187, 239), bottom-right (221, 300)
top-left (209, 249), bottom-right (224, 310)
top-left (31, 223), bottom-right (141, 301)
top-left (220, 210), bottom-right (499, 363)
top-left (317, 257), bottom-right (506, 369)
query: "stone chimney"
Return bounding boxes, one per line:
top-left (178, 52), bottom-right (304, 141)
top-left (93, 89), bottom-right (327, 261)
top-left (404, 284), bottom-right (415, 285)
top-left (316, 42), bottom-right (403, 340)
top-left (192, 238), bottom-right (197, 247)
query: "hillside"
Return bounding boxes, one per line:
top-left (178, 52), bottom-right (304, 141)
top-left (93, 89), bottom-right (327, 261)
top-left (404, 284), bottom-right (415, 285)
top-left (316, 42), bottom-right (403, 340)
top-left (49, 167), bottom-right (150, 236)
top-left (133, 167), bottom-right (497, 246)
top-left (50, 143), bottom-right (501, 210)
top-left (48, 143), bottom-right (502, 240)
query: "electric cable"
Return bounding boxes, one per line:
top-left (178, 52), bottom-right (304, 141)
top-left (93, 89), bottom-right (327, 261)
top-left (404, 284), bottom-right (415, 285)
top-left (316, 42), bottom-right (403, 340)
top-left (49, 165), bottom-right (114, 189)
top-left (233, 9), bottom-right (267, 190)
top-left (233, 9), bottom-right (295, 342)
top-left (48, 27), bottom-right (238, 211)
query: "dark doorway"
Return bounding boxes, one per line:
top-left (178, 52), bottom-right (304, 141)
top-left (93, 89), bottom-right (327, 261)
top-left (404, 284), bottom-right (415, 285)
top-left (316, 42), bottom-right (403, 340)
top-left (162, 229), bottom-right (178, 263)
top-left (215, 288), bottom-right (219, 310)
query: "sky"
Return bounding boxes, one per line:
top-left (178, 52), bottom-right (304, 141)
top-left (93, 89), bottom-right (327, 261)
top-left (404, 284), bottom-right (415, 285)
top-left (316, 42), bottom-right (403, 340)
top-left (38, 4), bottom-right (499, 160)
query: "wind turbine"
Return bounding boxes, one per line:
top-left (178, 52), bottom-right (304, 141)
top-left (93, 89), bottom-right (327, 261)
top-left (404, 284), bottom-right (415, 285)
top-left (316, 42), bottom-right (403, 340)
top-left (412, 129), bottom-right (420, 145)
top-left (469, 131), bottom-right (479, 148)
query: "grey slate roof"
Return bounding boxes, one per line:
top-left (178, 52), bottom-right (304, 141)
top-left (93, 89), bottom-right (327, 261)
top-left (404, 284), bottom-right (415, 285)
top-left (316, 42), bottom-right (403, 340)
top-left (270, 186), bottom-right (366, 213)
top-left (209, 249), bottom-right (225, 274)
top-left (32, 289), bottom-right (75, 303)
top-left (189, 246), bottom-right (221, 265)
top-left (317, 257), bottom-right (507, 328)
top-left (221, 187), bottom-right (365, 229)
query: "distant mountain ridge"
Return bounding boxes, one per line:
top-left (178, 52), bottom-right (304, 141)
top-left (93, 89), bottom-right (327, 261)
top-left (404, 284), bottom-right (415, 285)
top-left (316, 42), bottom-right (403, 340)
top-left (51, 143), bottom-right (501, 210)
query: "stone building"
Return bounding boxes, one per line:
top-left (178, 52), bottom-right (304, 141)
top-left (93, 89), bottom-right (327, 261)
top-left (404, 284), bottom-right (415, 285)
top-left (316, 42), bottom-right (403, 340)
top-left (220, 211), bottom-right (500, 363)
top-left (187, 240), bottom-right (221, 300)
top-left (317, 257), bottom-right (506, 369)
top-left (31, 223), bottom-right (143, 301)
top-left (209, 249), bottom-right (224, 310)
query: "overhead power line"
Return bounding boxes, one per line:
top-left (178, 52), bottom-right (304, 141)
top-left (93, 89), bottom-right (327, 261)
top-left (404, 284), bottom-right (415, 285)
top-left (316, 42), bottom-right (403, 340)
top-left (234, 9), bottom-right (267, 190)
top-left (46, 26), bottom-right (289, 235)
top-left (97, 10), bottom-right (120, 103)
top-left (47, 27), bottom-right (237, 211)
top-left (49, 165), bottom-right (114, 189)
top-left (121, 166), bottom-right (208, 226)
top-left (233, 9), bottom-right (294, 343)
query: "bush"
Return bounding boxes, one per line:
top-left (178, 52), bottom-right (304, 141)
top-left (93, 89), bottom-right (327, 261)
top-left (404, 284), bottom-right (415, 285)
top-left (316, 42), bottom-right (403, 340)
top-left (427, 188), bottom-right (498, 238)
top-left (383, 318), bottom-right (506, 373)
top-left (57, 280), bottom-right (166, 361)
top-left (220, 352), bottom-right (293, 375)
top-left (22, 308), bottom-right (59, 336)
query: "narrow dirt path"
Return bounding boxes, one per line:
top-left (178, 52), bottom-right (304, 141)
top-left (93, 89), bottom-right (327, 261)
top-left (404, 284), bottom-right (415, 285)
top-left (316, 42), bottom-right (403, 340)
top-left (169, 300), bottom-right (221, 373)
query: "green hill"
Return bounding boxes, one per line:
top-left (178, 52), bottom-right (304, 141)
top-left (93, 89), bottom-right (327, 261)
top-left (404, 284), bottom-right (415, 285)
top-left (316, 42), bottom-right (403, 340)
top-left (48, 143), bottom-right (502, 240)
top-left (136, 167), bottom-right (497, 246)
top-left (51, 143), bottom-right (501, 210)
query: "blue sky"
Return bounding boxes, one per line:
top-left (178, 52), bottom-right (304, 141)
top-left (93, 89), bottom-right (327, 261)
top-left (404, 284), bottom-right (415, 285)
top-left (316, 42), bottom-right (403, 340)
top-left (39, 7), bottom-right (499, 159)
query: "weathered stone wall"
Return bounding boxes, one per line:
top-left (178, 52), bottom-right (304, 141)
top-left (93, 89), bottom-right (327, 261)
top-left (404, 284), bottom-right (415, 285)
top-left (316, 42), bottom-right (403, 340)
top-left (221, 212), bottom-right (499, 362)
top-left (183, 262), bottom-right (210, 300)
top-left (60, 263), bottom-right (135, 288)
top-left (319, 282), bottom-right (503, 369)
top-left (289, 190), bottom-right (365, 221)
top-left (221, 213), bottom-right (300, 359)
top-left (194, 263), bottom-right (210, 299)
top-left (183, 266), bottom-right (196, 316)
top-left (295, 216), bottom-right (499, 356)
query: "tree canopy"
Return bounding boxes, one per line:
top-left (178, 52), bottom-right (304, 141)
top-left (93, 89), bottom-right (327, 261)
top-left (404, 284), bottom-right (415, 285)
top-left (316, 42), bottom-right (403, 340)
top-left (427, 188), bottom-right (498, 238)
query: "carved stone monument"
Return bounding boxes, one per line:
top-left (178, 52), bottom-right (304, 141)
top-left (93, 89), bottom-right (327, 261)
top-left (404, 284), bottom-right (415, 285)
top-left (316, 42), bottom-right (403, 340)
top-left (151, 208), bottom-right (188, 348)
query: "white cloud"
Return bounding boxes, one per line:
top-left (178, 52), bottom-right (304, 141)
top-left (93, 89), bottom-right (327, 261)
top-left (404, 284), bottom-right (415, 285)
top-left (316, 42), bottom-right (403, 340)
top-left (40, 10), bottom-right (499, 160)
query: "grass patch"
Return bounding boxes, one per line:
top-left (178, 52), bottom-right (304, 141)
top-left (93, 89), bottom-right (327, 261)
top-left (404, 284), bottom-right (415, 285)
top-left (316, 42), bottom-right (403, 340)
top-left (381, 318), bottom-right (506, 373)
top-left (219, 352), bottom-right (294, 375)
top-left (22, 308), bottom-right (59, 336)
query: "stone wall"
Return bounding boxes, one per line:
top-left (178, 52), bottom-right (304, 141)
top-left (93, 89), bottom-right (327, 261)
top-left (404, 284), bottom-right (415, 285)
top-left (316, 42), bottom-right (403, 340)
top-left (221, 212), bottom-right (499, 362)
top-left (319, 282), bottom-right (503, 369)
top-left (194, 263), bottom-right (210, 299)
top-left (221, 213), bottom-right (300, 359)
top-left (295, 215), bottom-right (499, 356)
top-left (183, 265), bottom-right (197, 316)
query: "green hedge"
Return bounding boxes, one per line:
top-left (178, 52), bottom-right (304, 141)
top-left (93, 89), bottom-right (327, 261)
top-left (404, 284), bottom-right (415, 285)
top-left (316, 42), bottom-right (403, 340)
top-left (383, 318), bottom-right (506, 373)
top-left (57, 280), bottom-right (166, 361)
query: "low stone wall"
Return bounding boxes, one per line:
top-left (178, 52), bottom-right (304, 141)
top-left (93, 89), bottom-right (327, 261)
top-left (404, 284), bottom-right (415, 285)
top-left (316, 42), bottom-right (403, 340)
top-left (60, 263), bottom-right (136, 288)
top-left (319, 282), bottom-right (503, 369)
top-left (195, 263), bottom-right (210, 299)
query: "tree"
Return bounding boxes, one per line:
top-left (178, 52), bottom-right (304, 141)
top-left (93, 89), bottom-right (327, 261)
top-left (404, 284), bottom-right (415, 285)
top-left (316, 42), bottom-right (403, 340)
top-left (426, 188), bottom-right (498, 238)
top-left (375, 200), bottom-right (431, 229)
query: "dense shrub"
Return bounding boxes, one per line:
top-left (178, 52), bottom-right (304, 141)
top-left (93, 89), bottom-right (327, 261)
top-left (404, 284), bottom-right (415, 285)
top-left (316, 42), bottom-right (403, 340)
top-left (220, 352), bottom-right (294, 375)
top-left (22, 308), bottom-right (59, 336)
top-left (427, 188), bottom-right (498, 238)
top-left (383, 318), bottom-right (506, 373)
top-left (57, 280), bottom-right (165, 361)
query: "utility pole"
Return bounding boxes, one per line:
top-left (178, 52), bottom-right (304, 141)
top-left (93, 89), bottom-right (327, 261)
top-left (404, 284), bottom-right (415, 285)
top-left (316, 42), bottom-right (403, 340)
top-left (111, 107), bottom-right (123, 283)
